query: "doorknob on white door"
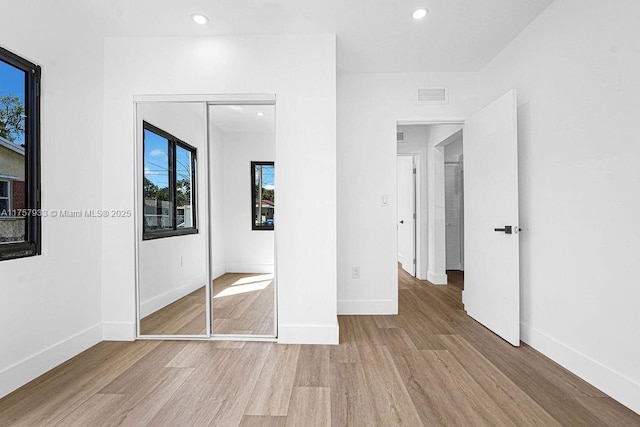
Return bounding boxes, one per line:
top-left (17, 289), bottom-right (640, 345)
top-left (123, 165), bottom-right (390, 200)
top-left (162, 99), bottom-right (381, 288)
top-left (399, 220), bottom-right (404, 224)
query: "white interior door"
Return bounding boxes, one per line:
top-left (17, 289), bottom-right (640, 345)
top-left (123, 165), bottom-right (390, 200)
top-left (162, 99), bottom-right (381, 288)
top-left (464, 89), bottom-right (520, 346)
top-left (397, 156), bottom-right (415, 275)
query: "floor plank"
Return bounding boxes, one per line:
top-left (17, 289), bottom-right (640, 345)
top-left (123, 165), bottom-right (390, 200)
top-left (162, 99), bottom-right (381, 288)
top-left (285, 387), bottom-right (331, 427)
top-left (330, 361), bottom-right (377, 426)
top-left (244, 344), bottom-right (301, 416)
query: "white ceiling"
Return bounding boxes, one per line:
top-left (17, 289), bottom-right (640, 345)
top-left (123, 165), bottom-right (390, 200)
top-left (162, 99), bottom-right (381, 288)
top-left (77, 0), bottom-right (554, 73)
top-left (209, 105), bottom-right (275, 134)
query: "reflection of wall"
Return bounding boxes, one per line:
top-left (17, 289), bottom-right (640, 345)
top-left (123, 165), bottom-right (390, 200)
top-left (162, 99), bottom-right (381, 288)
top-left (137, 103), bottom-right (208, 318)
top-left (209, 127), bottom-right (275, 276)
top-left (210, 123), bottom-right (226, 279)
top-left (223, 132), bottom-right (275, 273)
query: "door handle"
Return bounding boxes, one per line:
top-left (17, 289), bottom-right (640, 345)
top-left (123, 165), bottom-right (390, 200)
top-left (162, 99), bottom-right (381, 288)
top-left (399, 220), bottom-right (404, 224)
top-left (494, 225), bottom-right (513, 234)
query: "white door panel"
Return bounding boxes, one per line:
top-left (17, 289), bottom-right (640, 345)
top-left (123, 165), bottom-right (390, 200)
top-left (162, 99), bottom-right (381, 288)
top-left (397, 156), bottom-right (415, 275)
top-left (464, 89), bottom-right (520, 346)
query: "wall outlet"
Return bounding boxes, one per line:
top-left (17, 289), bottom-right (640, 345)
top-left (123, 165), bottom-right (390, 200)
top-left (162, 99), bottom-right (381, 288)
top-left (352, 267), bottom-right (361, 279)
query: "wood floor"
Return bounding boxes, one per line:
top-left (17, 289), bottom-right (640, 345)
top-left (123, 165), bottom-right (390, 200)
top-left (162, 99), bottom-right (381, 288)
top-left (1, 268), bottom-right (638, 426)
top-left (140, 287), bottom-right (207, 335)
top-left (139, 273), bottom-right (275, 336)
top-left (213, 273), bottom-right (275, 336)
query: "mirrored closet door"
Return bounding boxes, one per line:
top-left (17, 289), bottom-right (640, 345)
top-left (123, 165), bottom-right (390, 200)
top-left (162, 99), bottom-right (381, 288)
top-left (209, 104), bottom-right (276, 337)
top-left (136, 101), bottom-right (209, 337)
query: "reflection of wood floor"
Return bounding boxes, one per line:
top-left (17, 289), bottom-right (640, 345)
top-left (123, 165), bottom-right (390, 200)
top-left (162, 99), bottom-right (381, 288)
top-left (140, 287), bottom-right (206, 335)
top-left (213, 273), bottom-right (274, 336)
top-left (139, 273), bottom-right (274, 336)
top-left (3, 266), bottom-right (638, 425)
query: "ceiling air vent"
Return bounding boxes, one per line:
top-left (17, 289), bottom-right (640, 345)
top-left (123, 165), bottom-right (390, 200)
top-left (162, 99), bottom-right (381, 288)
top-left (417, 88), bottom-right (448, 104)
top-left (397, 131), bottom-right (404, 142)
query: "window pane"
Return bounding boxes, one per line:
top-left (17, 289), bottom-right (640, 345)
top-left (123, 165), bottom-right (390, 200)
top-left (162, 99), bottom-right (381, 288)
top-left (143, 129), bottom-right (173, 232)
top-left (0, 58), bottom-right (26, 244)
top-left (175, 145), bottom-right (194, 229)
top-left (253, 163), bottom-right (275, 229)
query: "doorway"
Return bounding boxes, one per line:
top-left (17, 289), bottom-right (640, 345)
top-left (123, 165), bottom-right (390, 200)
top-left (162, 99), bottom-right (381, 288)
top-left (395, 88), bottom-right (521, 347)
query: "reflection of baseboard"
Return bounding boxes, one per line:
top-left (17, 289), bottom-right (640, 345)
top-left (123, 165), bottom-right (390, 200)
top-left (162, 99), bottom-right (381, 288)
top-left (140, 278), bottom-right (205, 318)
top-left (213, 265), bottom-right (226, 280)
top-left (225, 264), bottom-right (274, 274)
top-left (427, 271), bottom-right (447, 285)
top-left (0, 323), bottom-right (102, 400)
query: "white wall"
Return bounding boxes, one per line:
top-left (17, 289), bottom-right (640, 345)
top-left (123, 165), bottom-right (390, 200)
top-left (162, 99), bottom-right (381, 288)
top-left (0, 3), bottom-right (105, 398)
top-left (136, 103), bottom-right (208, 319)
top-left (477, 0), bottom-right (640, 413)
top-left (102, 35), bottom-right (338, 344)
top-left (337, 72), bottom-right (479, 314)
top-left (444, 136), bottom-right (463, 162)
top-left (220, 131), bottom-right (275, 273)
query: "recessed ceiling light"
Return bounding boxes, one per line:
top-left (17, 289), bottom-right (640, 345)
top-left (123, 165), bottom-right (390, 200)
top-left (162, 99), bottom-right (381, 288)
top-left (412, 8), bottom-right (429, 20)
top-left (191, 14), bottom-right (209, 25)
top-left (257, 112), bottom-right (264, 117)
top-left (230, 106), bottom-right (243, 111)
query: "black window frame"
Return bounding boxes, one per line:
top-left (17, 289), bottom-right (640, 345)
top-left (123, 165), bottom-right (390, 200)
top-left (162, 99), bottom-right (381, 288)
top-left (142, 121), bottom-right (197, 240)
top-left (251, 161), bottom-right (274, 231)
top-left (0, 46), bottom-right (41, 261)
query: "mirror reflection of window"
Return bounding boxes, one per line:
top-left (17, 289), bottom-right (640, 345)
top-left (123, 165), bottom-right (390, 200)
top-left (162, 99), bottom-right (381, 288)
top-left (143, 128), bottom-right (173, 232)
top-left (175, 145), bottom-right (194, 228)
top-left (252, 161), bottom-right (274, 230)
top-left (142, 122), bottom-right (197, 240)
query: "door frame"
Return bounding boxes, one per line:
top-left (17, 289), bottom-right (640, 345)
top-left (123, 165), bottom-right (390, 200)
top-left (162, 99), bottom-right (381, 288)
top-left (396, 119), bottom-right (465, 285)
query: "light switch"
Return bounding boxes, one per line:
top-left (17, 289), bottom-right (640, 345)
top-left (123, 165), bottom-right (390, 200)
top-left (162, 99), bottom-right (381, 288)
top-left (381, 194), bottom-right (389, 207)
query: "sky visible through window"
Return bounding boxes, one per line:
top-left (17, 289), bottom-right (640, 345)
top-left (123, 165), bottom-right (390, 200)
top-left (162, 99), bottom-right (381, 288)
top-left (143, 130), bottom-right (194, 189)
top-left (144, 130), bottom-right (170, 189)
top-left (0, 59), bottom-right (26, 145)
top-left (256, 164), bottom-right (275, 191)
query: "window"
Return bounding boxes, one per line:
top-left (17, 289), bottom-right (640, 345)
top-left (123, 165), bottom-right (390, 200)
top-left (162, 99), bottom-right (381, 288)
top-left (0, 180), bottom-right (9, 211)
top-left (251, 161), bottom-right (274, 230)
top-left (0, 46), bottom-right (41, 260)
top-left (143, 122), bottom-right (197, 239)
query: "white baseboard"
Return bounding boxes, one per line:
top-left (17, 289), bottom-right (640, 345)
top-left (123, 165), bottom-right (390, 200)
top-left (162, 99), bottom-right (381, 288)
top-left (278, 321), bottom-right (339, 345)
top-left (337, 299), bottom-right (397, 315)
top-left (427, 271), bottom-right (448, 285)
top-left (139, 278), bottom-right (205, 318)
top-left (522, 323), bottom-right (640, 415)
top-left (212, 265), bottom-right (226, 280)
top-left (0, 323), bottom-right (102, 399)
top-left (225, 264), bottom-right (274, 274)
top-left (102, 322), bottom-right (136, 341)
